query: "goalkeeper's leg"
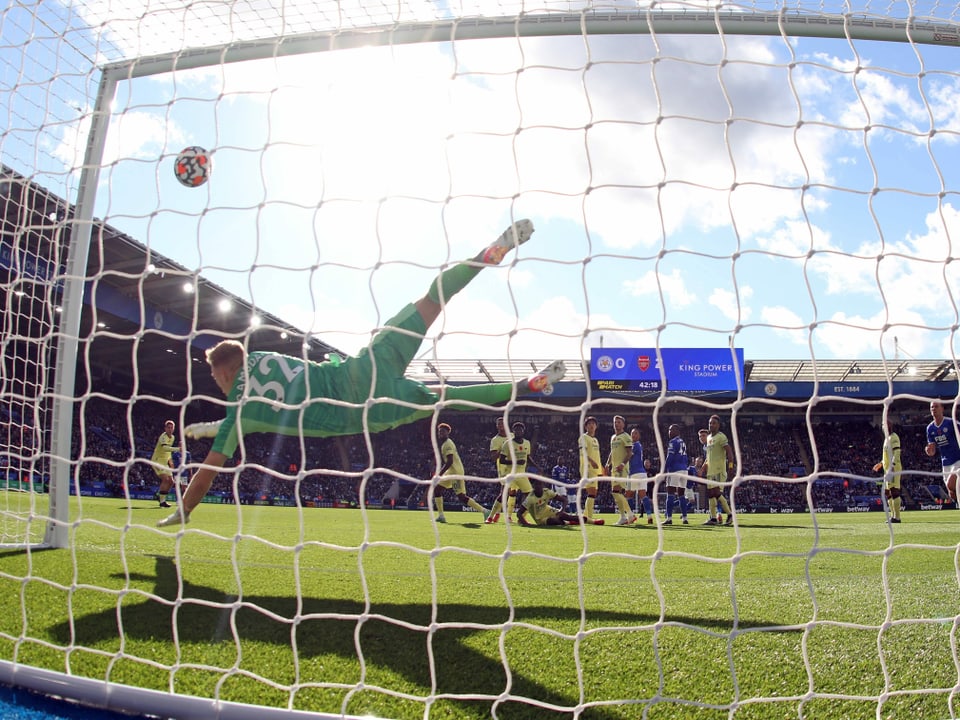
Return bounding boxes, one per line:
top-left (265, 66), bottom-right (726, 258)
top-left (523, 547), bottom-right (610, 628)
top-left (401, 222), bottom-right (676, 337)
top-left (443, 360), bottom-right (567, 405)
top-left (416, 219), bottom-right (534, 326)
top-left (367, 219), bottom-right (548, 401)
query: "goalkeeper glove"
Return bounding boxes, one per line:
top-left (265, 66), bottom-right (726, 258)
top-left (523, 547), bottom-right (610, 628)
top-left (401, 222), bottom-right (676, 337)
top-left (184, 420), bottom-right (222, 439)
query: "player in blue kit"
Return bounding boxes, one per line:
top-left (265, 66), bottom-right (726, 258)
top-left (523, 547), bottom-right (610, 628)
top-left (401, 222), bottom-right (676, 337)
top-left (551, 457), bottom-right (576, 514)
top-left (926, 399), bottom-right (960, 504)
top-left (662, 424), bottom-right (690, 525)
top-left (629, 426), bottom-right (654, 523)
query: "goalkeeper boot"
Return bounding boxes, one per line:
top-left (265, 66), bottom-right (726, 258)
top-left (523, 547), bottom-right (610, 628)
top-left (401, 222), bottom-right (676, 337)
top-left (480, 219), bottom-right (534, 265)
top-left (157, 509), bottom-right (190, 527)
top-left (526, 360), bottom-right (567, 393)
top-left (159, 500), bottom-right (171, 509)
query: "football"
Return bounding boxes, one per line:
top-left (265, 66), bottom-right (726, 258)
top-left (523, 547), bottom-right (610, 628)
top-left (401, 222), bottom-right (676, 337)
top-left (173, 146), bottom-right (211, 187)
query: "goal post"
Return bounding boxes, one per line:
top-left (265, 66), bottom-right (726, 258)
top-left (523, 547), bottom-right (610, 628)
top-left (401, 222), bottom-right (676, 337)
top-left (44, 73), bottom-right (120, 550)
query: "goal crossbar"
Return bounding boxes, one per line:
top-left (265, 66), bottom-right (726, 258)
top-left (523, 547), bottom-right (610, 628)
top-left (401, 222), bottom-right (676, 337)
top-left (104, 10), bottom-right (960, 80)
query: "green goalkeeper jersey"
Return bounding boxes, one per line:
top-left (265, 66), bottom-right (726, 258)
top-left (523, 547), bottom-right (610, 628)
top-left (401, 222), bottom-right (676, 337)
top-left (209, 304), bottom-right (522, 458)
top-left (211, 350), bottom-right (437, 457)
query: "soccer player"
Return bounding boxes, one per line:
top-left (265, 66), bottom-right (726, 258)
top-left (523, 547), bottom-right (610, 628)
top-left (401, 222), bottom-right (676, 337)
top-left (687, 456), bottom-right (703, 512)
top-left (629, 426), bottom-right (653, 524)
top-left (158, 220), bottom-right (567, 527)
top-left (432, 423), bottom-right (488, 523)
top-left (578, 416), bottom-right (603, 522)
top-left (662, 424), bottom-right (690, 525)
top-left (484, 417), bottom-right (512, 524)
top-left (486, 421), bottom-right (541, 523)
top-left (872, 419), bottom-right (902, 523)
top-left (551, 456), bottom-right (576, 514)
top-left (695, 428), bottom-right (713, 521)
top-left (606, 415), bottom-right (636, 526)
top-left (700, 415), bottom-right (735, 526)
top-left (925, 399), bottom-right (960, 505)
top-left (517, 478), bottom-right (599, 527)
top-left (150, 420), bottom-right (177, 508)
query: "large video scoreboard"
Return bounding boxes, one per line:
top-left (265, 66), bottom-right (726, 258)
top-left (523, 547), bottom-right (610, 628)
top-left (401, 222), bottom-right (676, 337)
top-left (589, 348), bottom-right (746, 393)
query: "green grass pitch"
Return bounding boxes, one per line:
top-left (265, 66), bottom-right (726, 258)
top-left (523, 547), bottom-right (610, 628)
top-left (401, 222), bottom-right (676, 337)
top-left (0, 497), bottom-right (957, 719)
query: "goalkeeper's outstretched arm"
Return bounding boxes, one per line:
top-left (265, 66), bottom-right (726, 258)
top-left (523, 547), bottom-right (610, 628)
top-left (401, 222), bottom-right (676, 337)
top-left (184, 420), bottom-right (222, 439)
top-left (157, 450), bottom-right (229, 526)
top-left (183, 451), bottom-right (228, 512)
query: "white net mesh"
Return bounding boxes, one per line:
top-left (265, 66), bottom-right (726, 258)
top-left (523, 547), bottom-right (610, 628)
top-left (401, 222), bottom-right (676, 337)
top-left (1, 0), bottom-right (960, 718)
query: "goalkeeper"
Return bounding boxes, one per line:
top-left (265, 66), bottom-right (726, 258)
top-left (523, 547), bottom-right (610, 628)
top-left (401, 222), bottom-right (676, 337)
top-left (159, 220), bottom-right (566, 527)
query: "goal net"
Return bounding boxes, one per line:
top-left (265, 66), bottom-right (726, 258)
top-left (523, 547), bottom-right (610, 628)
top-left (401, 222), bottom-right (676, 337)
top-left (1, 0), bottom-right (959, 717)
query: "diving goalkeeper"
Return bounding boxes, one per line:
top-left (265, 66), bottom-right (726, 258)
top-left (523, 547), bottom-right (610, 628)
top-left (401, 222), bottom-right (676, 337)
top-left (158, 220), bottom-right (566, 527)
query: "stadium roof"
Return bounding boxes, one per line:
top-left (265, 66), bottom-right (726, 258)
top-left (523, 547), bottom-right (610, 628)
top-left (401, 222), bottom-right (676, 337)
top-left (402, 357), bottom-right (958, 385)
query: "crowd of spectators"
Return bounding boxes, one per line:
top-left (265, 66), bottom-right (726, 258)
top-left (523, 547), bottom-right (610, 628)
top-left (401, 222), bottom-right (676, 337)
top-left (1, 397), bottom-right (954, 514)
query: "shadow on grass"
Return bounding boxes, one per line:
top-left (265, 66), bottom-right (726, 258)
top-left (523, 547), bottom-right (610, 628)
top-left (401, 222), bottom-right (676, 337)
top-left (43, 555), bottom-right (802, 719)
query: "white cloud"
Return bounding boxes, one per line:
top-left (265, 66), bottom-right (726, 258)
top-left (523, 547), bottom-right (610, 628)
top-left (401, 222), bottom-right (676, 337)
top-left (928, 77), bottom-right (960, 139)
top-left (760, 305), bottom-right (808, 348)
top-left (812, 311), bottom-right (884, 357)
top-left (622, 269), bottom-right (697, 309)
top-left (711, 286), bottom-right (753, 323)
top-left (50, 105), bottom-right (184, 173)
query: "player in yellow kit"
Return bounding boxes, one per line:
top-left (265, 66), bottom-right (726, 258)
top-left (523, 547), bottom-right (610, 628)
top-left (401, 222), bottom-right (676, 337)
top-left (432, 423), bottom-right (489, 523)
top-left (873, 419), bottom-right (902, 523)
top-left (487, 421), bottom-right (542, 524)
top-left (517, 479), bottom-right (600, 526)
top-left (700, 415), bottom-right (735, 526)
top-left (579, 416), bottom-right (603, 523)
top-left (150, 420), bottom-right (177, 509)
top-left (484, 417), bottom-right (512, 523)
top-left (606, 415), bottom-right (636, 526)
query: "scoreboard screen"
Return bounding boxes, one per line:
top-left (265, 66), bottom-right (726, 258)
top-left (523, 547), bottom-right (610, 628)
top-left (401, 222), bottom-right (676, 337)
top-left (589, 348), bottom-right (745, 393)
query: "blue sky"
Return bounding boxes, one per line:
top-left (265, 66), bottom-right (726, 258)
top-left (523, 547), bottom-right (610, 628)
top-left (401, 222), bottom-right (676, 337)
top-left (3, 2), bottom-right (960, 366)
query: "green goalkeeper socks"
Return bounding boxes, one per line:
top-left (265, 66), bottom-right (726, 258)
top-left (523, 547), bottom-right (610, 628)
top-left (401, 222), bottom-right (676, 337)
top-left (443, 382), bottom-right (515, 407)
top-left (427, 263), bottom-right (481, 305)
